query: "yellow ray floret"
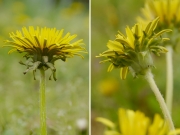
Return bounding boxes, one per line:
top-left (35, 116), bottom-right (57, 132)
top-left (4, 26), bottom-right (86, 58)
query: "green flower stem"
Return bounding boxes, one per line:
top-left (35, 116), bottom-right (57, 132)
top-left (40, 69), bottom-right (47, 135)
top-left (145, 69), bottom-right (175, 131)
top-left (165, 45), bottom-right (173, 114)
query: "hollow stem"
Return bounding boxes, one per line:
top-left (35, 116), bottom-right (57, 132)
top-left (166, 45), bottom-right (173, 114)
top-left (144, 69), bottom-right (175, 131)
top-left (39, 69), bottom-right (47, 135)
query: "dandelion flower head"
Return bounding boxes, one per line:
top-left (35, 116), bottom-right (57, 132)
top-left (4, 26), bottom-right (86, 80)
top-left (97, 17), bottom-right (171, 79)
top-left (96, 108), bottom-right (170, 135)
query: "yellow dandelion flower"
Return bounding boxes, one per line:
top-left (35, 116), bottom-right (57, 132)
top-left (96, 108), bottom-right (178, 135)
top-left (137, 0), bottom-right (180, 48)
top-left (138, 0), bottom-right (180, 29)
top-left (118, 108), bottom-right (168, 135)
top-left (97, 17), bottom-right (171, 79)
top-left (4, 26), bottom-right (87, 80)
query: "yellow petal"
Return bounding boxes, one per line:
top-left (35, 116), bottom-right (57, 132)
top-left (125, 26), bottom-right (135, 49)
top-left (168, 129), bottom-right (180, 135)
top-left (120, 67), bottom-right (128, 80)
top-left (107, 63), bottom-right (114, 72)
top-left (153, 1), bottom-right (163, 20)
top-left (96, 117), bottom-right (116, 129)
top-left (118, 108), bottom-right (129, 134)
top-left (169, 0), bottom-right (180, 23)
top-left (104, 130), bottom-right (121, 135)
top-left (107, 40), bottom-right (124, 52)
top-left (100, 50), bottom-right (117, 57)
top-left (148, 114), bottom-right (167, 135)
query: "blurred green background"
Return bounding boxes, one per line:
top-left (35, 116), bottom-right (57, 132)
top-left (0, 0), bottom-right (89, 135)
top-left (91, 0), bottom-right (180, 134)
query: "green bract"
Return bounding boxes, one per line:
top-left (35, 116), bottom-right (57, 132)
top-left (97, 17), bottom-right (171, 79)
